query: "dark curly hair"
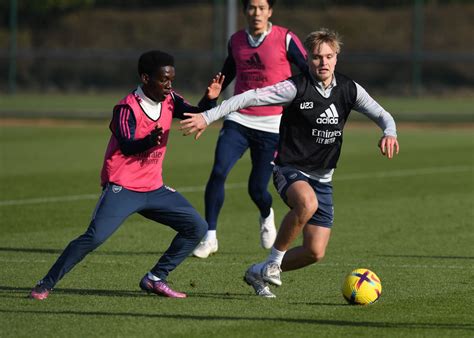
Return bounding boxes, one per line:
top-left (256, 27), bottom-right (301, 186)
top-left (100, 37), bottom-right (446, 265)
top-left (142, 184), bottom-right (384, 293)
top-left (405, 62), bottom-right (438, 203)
top-left (138, 50), bottom-right (174, 77)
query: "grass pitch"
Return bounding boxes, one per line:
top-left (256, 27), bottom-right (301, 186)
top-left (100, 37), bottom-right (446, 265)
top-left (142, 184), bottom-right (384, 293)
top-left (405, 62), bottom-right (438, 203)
top-left (0, 120), bottom-right (473, 337)
top-left (1, 93), bottom-right (473, 123)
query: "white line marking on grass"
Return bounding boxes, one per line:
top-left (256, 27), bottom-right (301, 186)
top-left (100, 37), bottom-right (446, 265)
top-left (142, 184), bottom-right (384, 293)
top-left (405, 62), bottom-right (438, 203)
top-left (0, 258), bottom-right (48, 263)
top-left (198, 261), bottom-right (472, 270)
top-left (0, 194), bottom-right (98, 206)
top-left (0, 258), bottom-right (469, 270)
top-left (336, 165), bottom-right (472, 181)
top-left (1, 165), bottom-right (471, 207)
top-left (318, 262), bottom-right (472, 270)
top-left (179, 182), bottom-right (246, 192)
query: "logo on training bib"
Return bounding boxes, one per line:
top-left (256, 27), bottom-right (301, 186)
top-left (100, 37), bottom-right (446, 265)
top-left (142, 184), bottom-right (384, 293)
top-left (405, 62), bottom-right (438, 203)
top-left (136, 150), bottom-right (163, 167)
top-left (299, 101), bottom-right (314, 110)
top-left (112, 185), bottom-right (122, 193)
top-left (164, 185), bottom-right (176, 192)
top-left (243, 53), bottom-right (265, 70)
top-left (317, 103), bottom-right (339, 124)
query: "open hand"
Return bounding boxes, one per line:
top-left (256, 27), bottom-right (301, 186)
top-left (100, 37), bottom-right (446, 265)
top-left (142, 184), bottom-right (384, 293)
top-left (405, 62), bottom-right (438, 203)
top-left (206, 72), bottom-right (225, 100)
top-left (179, 113), bottom-right (207, 140)
top-left (378, 135), bottom-right (399, 159)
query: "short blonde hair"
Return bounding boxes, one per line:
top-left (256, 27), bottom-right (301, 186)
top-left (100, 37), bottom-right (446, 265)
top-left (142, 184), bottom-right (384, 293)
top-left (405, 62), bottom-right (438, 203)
top-left (304, 28), bottom-right (342, 54)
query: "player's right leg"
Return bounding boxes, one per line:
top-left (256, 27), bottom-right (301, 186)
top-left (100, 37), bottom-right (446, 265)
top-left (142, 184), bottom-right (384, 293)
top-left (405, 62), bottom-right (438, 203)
top-left (272, 180), bottom-right (318, 251)
top-left (244, 264), bottom-right (275, 298)
top-left (280, 179), bottom-right (334, 271)
top-left (30, 183), bottom-right (141, 300)
top-left (194, 121), bottom-right (249, 258)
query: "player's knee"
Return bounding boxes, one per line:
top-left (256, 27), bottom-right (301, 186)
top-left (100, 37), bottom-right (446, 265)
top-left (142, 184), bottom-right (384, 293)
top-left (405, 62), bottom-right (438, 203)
top-left (197, 220), bottom-right (207, 239)
top-left (308, 247), bottom-right (326, 263)
top-left (248, 184), bottom-right (265, 202)
top-left (82, 233), bottom-right (107, 248)
top-left (210, 165), bottom-right (229, 183)
top-left (191, 217), bottom-right (208, 240)
top-left (294, 197), bottom-right (318, 221)
top-left (80, 221), bottom-right (111, 248)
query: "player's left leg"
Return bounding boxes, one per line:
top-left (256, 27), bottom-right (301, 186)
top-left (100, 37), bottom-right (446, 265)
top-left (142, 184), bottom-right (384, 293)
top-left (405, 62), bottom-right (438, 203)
top-left (281, 224), bottom-right (331, 271)
top-left (247, 128), bottom-right (279, 249)
top-left (138, 186), bottom-right (207, 297)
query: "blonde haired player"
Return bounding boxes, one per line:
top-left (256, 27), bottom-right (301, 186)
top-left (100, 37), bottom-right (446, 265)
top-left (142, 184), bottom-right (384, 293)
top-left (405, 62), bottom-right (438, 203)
top-left (180, 28), bottom-right (399, 297)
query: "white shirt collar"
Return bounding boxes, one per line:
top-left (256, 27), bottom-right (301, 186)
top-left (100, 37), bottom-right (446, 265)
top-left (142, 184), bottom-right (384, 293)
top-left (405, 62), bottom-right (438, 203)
top-left (246, 22), bottom-right (272, 47)
top-left (136, 86), bottom-right (161, 121)
top-left (313, 75), bottom-right (337, 98)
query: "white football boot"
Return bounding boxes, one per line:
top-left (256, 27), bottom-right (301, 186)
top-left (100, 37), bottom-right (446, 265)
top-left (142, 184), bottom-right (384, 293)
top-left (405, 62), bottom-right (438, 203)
top-left (259, 208), bottom-right (276, 249)
top-left (192, 238), bottom-right (218, 259)
top-left (244, 265), bottom-right (276, 298)
top-left (261, 261), bottom-right (282, 286)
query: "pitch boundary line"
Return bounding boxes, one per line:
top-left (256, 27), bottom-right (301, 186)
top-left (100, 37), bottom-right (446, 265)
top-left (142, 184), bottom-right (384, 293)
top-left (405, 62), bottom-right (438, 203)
top-left (1, 165), bottom-right (471, 207)
top-left (0, 258), bottom-right (469, 270)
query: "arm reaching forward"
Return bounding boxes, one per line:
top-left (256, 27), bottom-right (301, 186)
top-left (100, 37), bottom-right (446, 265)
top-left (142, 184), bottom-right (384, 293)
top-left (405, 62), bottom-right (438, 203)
top-left (179, 80), bottom-right (297, 139)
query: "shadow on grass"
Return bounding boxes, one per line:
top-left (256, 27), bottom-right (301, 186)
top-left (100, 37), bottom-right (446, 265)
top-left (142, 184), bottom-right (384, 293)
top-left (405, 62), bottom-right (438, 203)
top-left (0, 247), bottom-right (165, 256)
top-left (0, 246), bottom-right (251, 258)
top-left (0, 285), bottom-right (253, 300)
top-left (290, 301), bottom-right (347, 307)
top-left (0, 307), bottom-right (472, 331)
top-left (378, 254), bottom-right (474, 260)
top-left (0, 285), bottom-right (146, 298)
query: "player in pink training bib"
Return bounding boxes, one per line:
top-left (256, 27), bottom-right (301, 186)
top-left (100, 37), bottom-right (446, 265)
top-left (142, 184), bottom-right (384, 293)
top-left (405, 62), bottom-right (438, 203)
top-left (30, 51), bottom-right (224, 300)
top-left (193, 0), bottom-right (307, 260)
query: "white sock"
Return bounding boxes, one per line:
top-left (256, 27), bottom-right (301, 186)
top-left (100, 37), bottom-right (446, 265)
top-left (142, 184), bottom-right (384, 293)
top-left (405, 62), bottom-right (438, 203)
top-left (268, 247), bottom-right (286, 266)
top-left (147, 272), bottom-right (161, 281)
top-left (205, 230), bottom-right (217, 241)
top-left (250, 247), bottom-right (286, 274)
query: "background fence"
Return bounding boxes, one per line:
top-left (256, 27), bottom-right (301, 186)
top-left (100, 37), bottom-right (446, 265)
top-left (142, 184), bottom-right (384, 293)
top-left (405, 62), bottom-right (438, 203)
top-left (1, 0), bottom-right (473, 96)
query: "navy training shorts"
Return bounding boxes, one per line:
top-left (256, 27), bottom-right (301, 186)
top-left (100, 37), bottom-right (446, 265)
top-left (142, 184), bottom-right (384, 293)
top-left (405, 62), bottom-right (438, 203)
top-left (273, 165), bottom-right (334, 228)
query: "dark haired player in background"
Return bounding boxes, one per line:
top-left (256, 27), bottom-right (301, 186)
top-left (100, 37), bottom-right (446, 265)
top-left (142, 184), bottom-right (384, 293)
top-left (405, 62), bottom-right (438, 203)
top-left (181, 28), bottom-right (399, 297)
top-left (30, 50), bottom-right (224, 300)
top-left (193, 0), bottom-right (307, 259)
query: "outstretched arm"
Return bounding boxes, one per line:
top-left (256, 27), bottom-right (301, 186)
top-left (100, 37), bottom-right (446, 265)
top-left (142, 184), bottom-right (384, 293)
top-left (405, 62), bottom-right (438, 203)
top-left (179, 80), bottom-right (298, 140)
